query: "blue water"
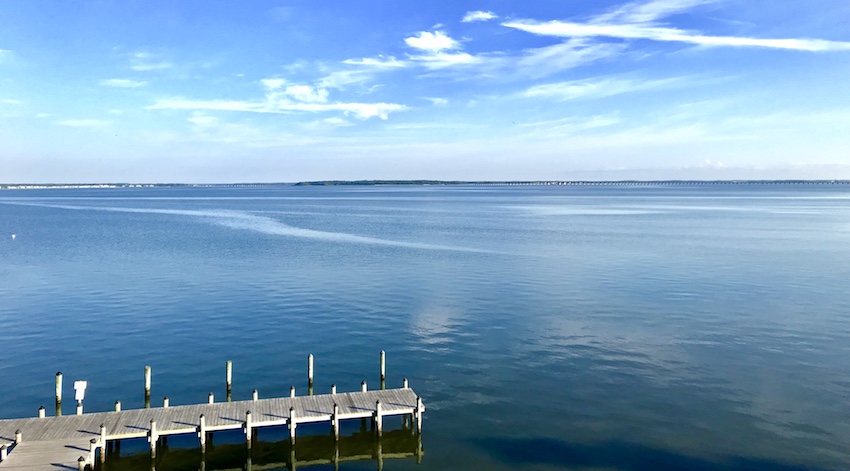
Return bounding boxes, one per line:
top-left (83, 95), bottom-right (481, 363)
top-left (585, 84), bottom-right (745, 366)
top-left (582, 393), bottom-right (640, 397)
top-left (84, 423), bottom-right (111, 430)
top-left (2, 184), bottom-right (850, 470)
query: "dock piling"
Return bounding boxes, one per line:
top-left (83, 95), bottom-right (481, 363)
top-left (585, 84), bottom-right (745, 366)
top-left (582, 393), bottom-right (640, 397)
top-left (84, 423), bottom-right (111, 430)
top-left (380, 350), bottom-right (386, 389)
top-left (403, 378), bottom-right (408, 389)
top-left (148, 420), bottom-right (157, 458)
top-left (361, 381), bottom-right (367, 392)
top-left (415, 396), bottom-right (423, 433)
top-left (144, 366), bottom-right (151, 408)
top-left (77, 456), bottom-right (85, 471)
top-left (208, 392), bottom-right (214, 404)
top-left (99, 424), bottom-right (106, 463)
top-left (15, 429), bottom-right (22, 444)
top-left (1, 444), bottom-right (7, 462)
top-left (89, 438), bottom-right (97, 464)
top-left (163, 397), bottom-right (169, 408)
top-left (331, 384), bottom-right (336, 395)
top-left (252, 389), bottom-right (258, 401)
top-left (307, 354), bottom-right (314, 393)
top-left (375, 400), bottom-right (383, 436)
top-left (226, 360), bottom-right (232, 402)
top-left (198, 414), bottom-right (207, 452)
top-left (290, 386), bottom-right (295, 398)
top-left (288, 406), bottom-right (297, 444)
top-left (55, 372), bottom-right (63, 416)
top-left (332, 403), bottom-right (339, 440)
top-left (38, 406), bottom-right (45, 418)
top-left (244, 410), bottom-right (252, 449)
top-left (114, 400), bottom-right (121, 412)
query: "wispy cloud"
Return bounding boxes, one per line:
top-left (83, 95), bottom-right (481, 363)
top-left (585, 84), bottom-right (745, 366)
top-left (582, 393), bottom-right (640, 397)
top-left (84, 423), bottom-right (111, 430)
top-left (56, 119), bottom-right (111, 127)
top-left (405, 31), bottom-right (460, 52)
top-left (462, 11), bottom-right (498, 23)
top-left (423, 97), bottom-right (448, 107)
top-left (2, 99), bottom-right (22, 105)
top-left (100, 78), bottom-right (148, 88)
top-left (520, 76), bottom-right (688, 101)
top-left (130, 51), bottom-right (173, 71)
top-left (403, 30), bottom-right (482, 69)
top-left (503, 0), bottom-right (850, 52)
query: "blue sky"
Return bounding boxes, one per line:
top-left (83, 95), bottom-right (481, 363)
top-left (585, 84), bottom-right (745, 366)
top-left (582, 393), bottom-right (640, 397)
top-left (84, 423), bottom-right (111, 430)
top-left (1, 0), bottom-right (849, 182)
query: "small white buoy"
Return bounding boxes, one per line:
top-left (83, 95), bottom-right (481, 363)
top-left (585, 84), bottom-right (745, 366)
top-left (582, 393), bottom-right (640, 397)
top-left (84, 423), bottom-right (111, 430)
top-left (11, 234), bottom-right (15, 240)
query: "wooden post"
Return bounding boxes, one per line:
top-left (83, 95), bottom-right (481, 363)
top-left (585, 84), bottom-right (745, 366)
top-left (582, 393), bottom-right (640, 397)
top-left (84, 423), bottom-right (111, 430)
top-left (15, 430), bottom-right (22, 444)
top-left (288, 406), bottom-right (297, 444)
top-left (331, 384), bottom-right (336, 395)
top-left (38, 406), bottom-right (45, 418)
top-left (208, 392), bottom-right (214, 404)
top-left (361, 380), bottom-right (367, 392)
top-left (77, 456), bottom-right (85, 471)
top-left (198, 414), bottom-right (207, 452)
top-left (375, 400), bottom-right (383, 436)
top-left (144, 366), bottom-right (151, 408)
top-left (89, 438), bottom-right (97, 465)
top-left (114, 400), bottom-right (121, 412)
top-left (403, 378), bottom-right (409, 389)
top-left (380, 350), bottom-right (386, 387)
top-left (100, 424), bottom-right (107, 464)
top-left (1, 444), bottom-right (7, 462)
top-left (226, 360), bottom-right (233, 402)
top-left (307, 354), bottom-right (314, 390)
top-left (76, 403), bottom-right (83, 415)
top-left (163, 397), bottom-right (169, 408)
top-left (56, 372), bottom-right (63, 416)
top-left (332, 403), bottom-right (340, 440)
top-left (148, 420), bottom-right (157, 458)
top-left (252, 389), bottom-right (258, 401)
top-left (245, 410), bottom-right (253, 449)
top-left (290, 386), bottom-right (295, 398)
top-left (415, 396), bottom-right (423, 433)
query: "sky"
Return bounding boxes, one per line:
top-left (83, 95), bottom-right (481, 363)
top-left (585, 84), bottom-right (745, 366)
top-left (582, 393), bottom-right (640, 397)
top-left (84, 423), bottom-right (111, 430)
top-left (1, 0), bottom-right (849, 183)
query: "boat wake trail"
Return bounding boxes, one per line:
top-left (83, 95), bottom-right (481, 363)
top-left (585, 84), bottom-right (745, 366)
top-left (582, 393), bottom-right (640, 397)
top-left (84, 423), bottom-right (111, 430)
top-left (7, 203), bottom-right (496, 254)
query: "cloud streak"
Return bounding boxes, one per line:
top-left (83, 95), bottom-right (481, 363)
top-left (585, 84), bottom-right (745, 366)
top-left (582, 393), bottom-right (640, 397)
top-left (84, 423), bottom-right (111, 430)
top-left (462, 10), bottom-right (498, 23)
top-left (520, 76), bottom-right (688, 101)
top-left (100, 78), bottom-right (148, 88)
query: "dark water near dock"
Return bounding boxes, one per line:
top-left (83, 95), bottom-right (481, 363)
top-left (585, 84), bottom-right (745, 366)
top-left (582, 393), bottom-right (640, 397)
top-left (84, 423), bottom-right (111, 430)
top-left (2, 184), bottom-right (850, 470)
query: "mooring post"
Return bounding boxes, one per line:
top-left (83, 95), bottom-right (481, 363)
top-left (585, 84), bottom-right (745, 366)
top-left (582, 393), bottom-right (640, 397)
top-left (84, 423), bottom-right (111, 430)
top-left (100, 424), bottom-right (107, 463)
top-left (361, 380), bottom-right (367, 392)
top-left (288, 406), bottom-right (297, 444)
top-left (38, 406), bottom-right (45, 418)
top-left (415, 396), bottom-right (423, 433)
top-left (208, 392), bottom-right (214, 404)
top-left (198, 414), bottom-right (207, 452)
top-left (1, 444), bottom-right (7, 462)
top-left (163, 397), bottom-right (169, 408)
top-left (290, 386), bottom-right (295, 398)
top-left (332, 403), bottom-right (340, 440)
top-left (76, 403), bottom-right (83, 415)
top-left (144, 366), bottom-right (151, 407)
top-left (403, 378), bottom-right (409, 389)
top-left (252, 389), bottom-right (258, 401)
top-left (77, 456), bottom-right (85, 471)
top-left (331, 384), bottom-right (336, 395)
top-left (380, 350), bottom-right (386, 389)
top-left (226, 360), bottom-right (233, 402)
top-left (148, 420), bottom-right (157, 458)
top-left (245, 410), bottom-right (253, 449)
top-left (114, 400), bottom-right (121, 412)
top-left (15, 430), bottom-right (22, 444)
top-left (56, 371), bottom-right (63, 416)
top-left (307, 354), bottom-right (314, 391)
top-left (375, 400), bottom-right (383, 436)
top-left (89, 438), bottom-right (97, 465)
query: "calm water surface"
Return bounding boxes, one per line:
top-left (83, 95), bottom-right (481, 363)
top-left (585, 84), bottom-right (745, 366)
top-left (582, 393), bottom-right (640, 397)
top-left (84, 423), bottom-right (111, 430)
top-left (2, 184), bottom-right (850, 470)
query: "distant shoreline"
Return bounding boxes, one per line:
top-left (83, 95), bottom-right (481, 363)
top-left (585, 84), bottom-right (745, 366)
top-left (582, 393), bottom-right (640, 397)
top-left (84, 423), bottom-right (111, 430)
top-left (1, 180), bottom-right (849, 190)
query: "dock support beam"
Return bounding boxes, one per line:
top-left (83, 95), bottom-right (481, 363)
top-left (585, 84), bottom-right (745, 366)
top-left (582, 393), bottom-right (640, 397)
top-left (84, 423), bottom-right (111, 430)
top-left (226, 360), bottom-right (233, 402)
top-left (144, 366), bottom-right (151, 408)
top-left (288, 407), bottom-right (297, 445)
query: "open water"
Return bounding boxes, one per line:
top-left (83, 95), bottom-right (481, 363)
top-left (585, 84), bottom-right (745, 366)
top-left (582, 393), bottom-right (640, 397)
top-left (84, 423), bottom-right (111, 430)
top-left (2, 184), bottom-right (850, 470)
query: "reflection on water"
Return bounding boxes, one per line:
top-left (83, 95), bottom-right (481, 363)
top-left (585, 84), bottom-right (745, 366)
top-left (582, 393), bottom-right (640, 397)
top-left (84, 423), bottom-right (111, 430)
top-left (98, 429), bottom-right (423, 471)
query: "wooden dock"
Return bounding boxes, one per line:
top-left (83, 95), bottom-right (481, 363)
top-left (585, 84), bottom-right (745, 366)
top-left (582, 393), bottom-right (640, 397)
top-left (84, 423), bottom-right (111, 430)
top-left (0, 355), bottom-right (424, 470)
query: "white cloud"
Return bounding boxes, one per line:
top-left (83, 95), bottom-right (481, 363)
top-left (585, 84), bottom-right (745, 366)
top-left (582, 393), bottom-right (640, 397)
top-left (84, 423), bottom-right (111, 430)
top-left (56, 119), bottom-right (111, 127)
top-left (130, 51), bottom-right (173, 71)
top-left (188, 113), bottom-right (219, 127)
top-left (405, 31), bottom-right (460, 52)
top-left (100, 78), bottom-right (147, 88)
top-left (279, 84), bottom-right (329, 103)
top-left (411, 51), bottom-right (481, 69)
top-left (131, 62), bottom-right (173, 71)
top-left (2, 99), bottom-right (21, 105)
top-left (423, 97), bottom-right (448, 107)
top-left (261, 78), bottom-right (286, 90)
top-left (148, 97), bottom-right (407, 120)
top-left (342, 56), bottom-right (408, 69)
top-left (521, 76), bottom-right (687, 101)
top-left (504, 0), bottom-right (850, 52)
top-left (462, 11), bottom-right (498, 23)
